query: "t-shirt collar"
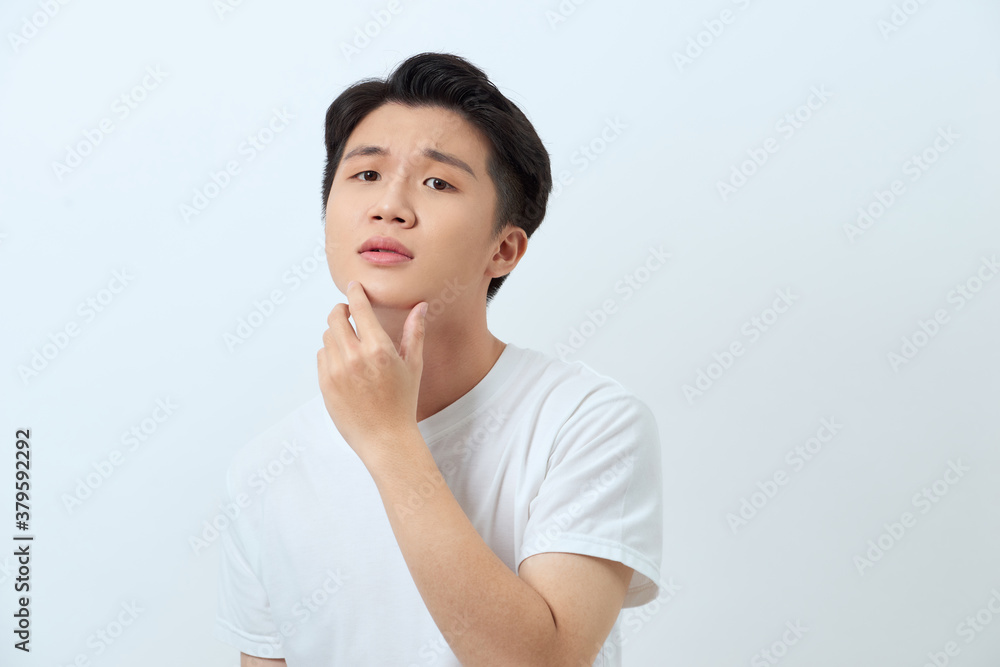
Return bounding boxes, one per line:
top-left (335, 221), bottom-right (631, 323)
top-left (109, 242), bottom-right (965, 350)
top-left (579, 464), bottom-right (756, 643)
top-left (416, 342), bottom-right (526, 442)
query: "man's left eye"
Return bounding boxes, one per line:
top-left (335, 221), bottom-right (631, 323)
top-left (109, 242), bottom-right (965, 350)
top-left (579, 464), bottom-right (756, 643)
top-left (424, 177), bottom-right (454, 191)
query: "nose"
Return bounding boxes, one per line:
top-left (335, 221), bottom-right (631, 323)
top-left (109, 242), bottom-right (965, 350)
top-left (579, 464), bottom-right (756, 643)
top-left (368, 179), bottom-right (415, 227)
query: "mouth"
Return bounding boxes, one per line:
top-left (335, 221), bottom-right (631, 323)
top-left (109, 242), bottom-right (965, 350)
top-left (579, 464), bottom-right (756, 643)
top-left (358, 236), bottom-right (413, 259)
top-left (359, 248), bottom-right (413, 265)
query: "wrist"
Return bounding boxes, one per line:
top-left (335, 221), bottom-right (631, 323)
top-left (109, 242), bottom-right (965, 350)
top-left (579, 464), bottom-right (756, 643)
top-left (361, 423), bottom-right (427, 481)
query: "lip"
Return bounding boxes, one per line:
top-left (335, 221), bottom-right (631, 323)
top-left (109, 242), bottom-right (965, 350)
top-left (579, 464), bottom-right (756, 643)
top-left (358, 235), bottom-right (413, 259)
top-left (360, 250), bottom-right (412, 265)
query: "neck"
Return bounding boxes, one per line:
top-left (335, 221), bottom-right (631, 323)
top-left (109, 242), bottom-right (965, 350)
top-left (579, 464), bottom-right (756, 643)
top-left (373, 304), bottom-right (506, 424)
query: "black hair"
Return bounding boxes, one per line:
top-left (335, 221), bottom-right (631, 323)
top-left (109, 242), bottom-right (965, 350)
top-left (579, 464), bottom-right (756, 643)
top-left (321, 52), bottom-right (552, 303)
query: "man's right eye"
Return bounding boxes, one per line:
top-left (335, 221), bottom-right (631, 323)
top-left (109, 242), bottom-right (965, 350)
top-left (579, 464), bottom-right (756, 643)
top-left (353, 170), bottom-right (380, 181)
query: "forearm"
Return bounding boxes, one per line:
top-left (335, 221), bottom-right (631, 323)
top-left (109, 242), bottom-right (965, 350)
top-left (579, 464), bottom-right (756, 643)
top-left (363, 427), bottom-right (560, 667)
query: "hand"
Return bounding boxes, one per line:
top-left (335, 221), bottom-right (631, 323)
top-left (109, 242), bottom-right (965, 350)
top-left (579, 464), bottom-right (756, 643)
top-left (317, 281), bottom-right (427, 463)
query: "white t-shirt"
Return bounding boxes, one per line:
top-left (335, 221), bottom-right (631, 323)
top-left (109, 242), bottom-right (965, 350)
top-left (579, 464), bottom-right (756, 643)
top-left (213, 342), bottom-right (663, 666)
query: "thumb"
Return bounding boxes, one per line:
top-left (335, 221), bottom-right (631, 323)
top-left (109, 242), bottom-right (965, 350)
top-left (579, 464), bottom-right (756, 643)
top-left (400, 302), bottom-right (427, 367)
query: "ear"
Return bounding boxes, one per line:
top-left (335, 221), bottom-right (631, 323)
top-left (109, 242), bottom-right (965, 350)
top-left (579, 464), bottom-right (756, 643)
top-left (487, 224), bottom-right (528, 279)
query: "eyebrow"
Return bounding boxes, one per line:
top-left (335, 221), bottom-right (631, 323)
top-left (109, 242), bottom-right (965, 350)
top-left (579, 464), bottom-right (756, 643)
top-left (341, 144), bottom-right (477, 180)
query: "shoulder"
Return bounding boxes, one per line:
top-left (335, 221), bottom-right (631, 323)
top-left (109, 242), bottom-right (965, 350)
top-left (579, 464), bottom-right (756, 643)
top-left (510, 344), bottom-right (657, 428)
top-left (504, 348), bottom-right (659, 447)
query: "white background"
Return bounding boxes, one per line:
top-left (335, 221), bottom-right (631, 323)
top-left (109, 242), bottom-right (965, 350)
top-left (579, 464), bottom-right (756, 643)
top-left (2, 0), bottom-right (999, 665)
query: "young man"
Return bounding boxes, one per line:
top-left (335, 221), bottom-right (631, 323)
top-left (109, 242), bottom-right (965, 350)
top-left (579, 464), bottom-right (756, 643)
top-left (214, 52), bottom-right (663, 666)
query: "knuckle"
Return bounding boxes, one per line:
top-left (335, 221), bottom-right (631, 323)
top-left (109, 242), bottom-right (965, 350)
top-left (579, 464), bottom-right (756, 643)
top-left (327, 304), bottom-right (344, 325)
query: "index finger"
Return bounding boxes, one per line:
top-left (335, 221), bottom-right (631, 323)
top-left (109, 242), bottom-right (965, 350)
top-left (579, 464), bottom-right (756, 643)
top-left (344, 281), bottom-right (385, 344)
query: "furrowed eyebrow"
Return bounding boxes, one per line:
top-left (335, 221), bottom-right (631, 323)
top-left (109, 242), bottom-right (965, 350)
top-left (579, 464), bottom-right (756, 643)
top-left (342, 144), bottom-right (386, 162)
top-left (341, 144), bottom-right (477, 180)
top-left (422, 148), bottom-right (477, 180)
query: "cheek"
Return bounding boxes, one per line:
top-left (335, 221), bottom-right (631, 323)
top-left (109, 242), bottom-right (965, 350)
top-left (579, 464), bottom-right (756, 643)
top-left (323, 228), bottom-right (345, 261)
top-left (323, 197), bottom-right (356, 255)
top-left (434, 237), bottom-right (491, 286)
top-left (323, 223), bottom-right (353, 287)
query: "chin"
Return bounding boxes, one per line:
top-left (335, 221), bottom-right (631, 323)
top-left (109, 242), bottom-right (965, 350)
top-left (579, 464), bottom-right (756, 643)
top-left (345, 281), bottom-right (420, 311)
top-left (370, 296), bottom-right (419, 312)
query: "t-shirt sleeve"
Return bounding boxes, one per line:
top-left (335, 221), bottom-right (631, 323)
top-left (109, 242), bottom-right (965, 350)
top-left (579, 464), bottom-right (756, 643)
top-left (213, 463), bottom-right (286, 659)
top-left (518, 388), bottom-right (664, 608)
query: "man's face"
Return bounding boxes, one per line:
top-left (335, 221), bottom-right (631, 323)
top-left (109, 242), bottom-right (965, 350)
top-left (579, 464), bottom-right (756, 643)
top-left (324, 102), bottom-right (503, 312)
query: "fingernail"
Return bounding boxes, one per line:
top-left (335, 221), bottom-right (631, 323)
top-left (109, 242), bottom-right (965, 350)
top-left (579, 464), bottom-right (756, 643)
top-left (347, 280), bottom-right (356, 289)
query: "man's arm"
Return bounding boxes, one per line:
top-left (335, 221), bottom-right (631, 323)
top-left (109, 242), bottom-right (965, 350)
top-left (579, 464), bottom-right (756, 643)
top-left (519, 552), bottom-right (633, 663)
top-left (365, 426), bottom-right (634, 667)
top-left (240, 653), bottom-right (286, 666)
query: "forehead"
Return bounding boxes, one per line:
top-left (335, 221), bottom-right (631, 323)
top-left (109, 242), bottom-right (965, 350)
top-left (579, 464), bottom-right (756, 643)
top-left (345, 103), bottom-right (490, 164)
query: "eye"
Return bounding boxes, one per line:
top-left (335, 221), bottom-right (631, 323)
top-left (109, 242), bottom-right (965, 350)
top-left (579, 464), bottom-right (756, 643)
top-left (352, 170), bottom-right (380, 182)
top-left (424, 177), bottom-right (455, 191)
